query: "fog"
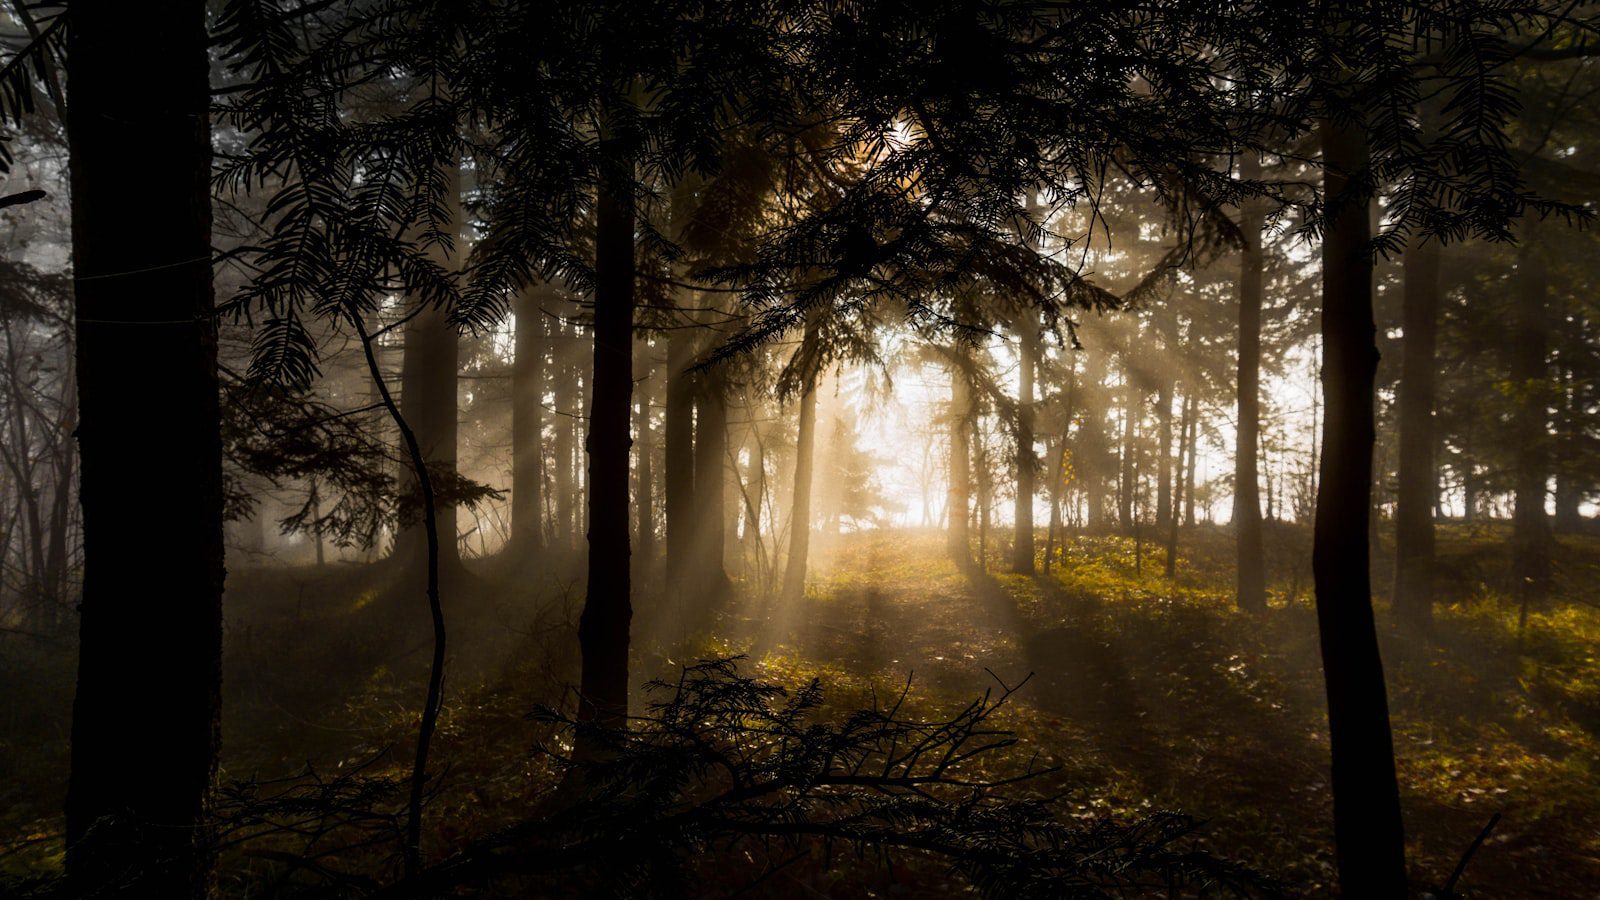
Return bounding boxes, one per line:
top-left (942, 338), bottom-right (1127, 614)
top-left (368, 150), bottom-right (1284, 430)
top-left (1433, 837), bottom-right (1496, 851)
top-left (3, 3), bottom-right (1600, 898)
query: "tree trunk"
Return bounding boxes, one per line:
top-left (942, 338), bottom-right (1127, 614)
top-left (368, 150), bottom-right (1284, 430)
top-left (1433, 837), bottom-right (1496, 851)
top-left (725, 404), bottom-right (746, 568)
top-left (737, 399), bottom-right (766, 582)
top-left (1184, 393), bottom-right (1198, 527)
top-left (1236, 158), bottom-right (1267, 612)
top-left (635, 344), bottom-right (657, 572)
top-left (1118, 367), bottom-right (1136, 532)
top-left (1392, 235), bottom-right (1440, 627)
top-left (1083, 342), bottom-right (1109, 530)
top-left (1553, 352), bottom-right (1583, 532)
top-left (693, 372), bottom-right (731, 597)
top-left (664, 322), bottom-right (696, 592)
top-left (577, 152), bottom-right (636, 728)
top-left (783, 361), bottom-right (820, 599)
top-left (1314, 115), bottom-right (1408, 897)
top-left (553, 351), bottom-right (576, 553)
top-left (1156, 353), bottom-right (1174, 531)
top-left (1044, 359), bottom-right (1077, 575)
top-left (947, 355), bottom-right (972, 567)
top-left (1511, 244), bottom-right (1552, 608)
top-left (976, 410), bottom-right (991, 571)
top-left (511, 287), bottom-right (547, 556)
top-left (1166, 389), bottom-right (1193, 579)
top-left (1011, 321), bottom-right (1038, 573)
top-left (65, 3), bottom-right (224, 894)
top-left (42, 405), bottom-right (74, 609)
top-left (398, 164), bottom-right (462, 571)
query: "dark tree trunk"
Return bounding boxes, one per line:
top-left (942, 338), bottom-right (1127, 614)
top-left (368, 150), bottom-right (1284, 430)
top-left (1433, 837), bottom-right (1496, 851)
top-left (1236, 161), bottom-right (1267, 612)
top-left (947, 356), bottom-right (973, 567)
top-left (1118, 367), bottom-right (1136, 532)
top-left (1184, 397), bottom-right (1198, 527)
top-left (1393, 236), bottom-right (1440, 627)
top-left (724, 405), bottom-right (745, 566)
top-left (1082, 343), bottom-right (1109, 530)
top-left (310, 479), bottom-right (326, 565)
top-left (693, 373), bottom-right (730, 596)
top-left (65, 3), bottom-right (224, 895)
top-left (511, 287), bottom-right (547, 556)
top-left (1044, 359), bottom-right (1076, 575)
top-left (1461, 405), bottom-right (1478, 525)
top-left (553, 352), bottom-right (576, 553)
top-left (1511, 245), bottom-right (1552, 608)
top-left (1314, 115), bottom-right (1408, 897)
top-left (635, 345), bottom-right (657, 571)
top-left (976, 410), bottom-right (992, 570)
top-left (578, 367), bottom-right (590, 538)
top-left (398, 165), bottom-right (462, 571)
top-left (42, 406), bottom-right (74, 606)
top-left (577, 154), bottom-right (636, 728)
top-left (1166, 389), bottom-right (1194, 579)
top-left (783, 360), bottom-right (819, 599)
top-left (664, 323), bottom-right (696, 591)
top-left (737, 401), bottom-right (765, 580)
top-left (1554, 347), bottom-right (1584, 532)
top-left (1013, 320), bottom-right (1037, 573)
top-left (1156, 355), bottom-right (1173, 531)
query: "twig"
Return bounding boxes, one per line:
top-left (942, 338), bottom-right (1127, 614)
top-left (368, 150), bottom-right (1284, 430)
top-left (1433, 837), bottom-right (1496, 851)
top-left (1440, 812), bottom-right (1501, 897)
top-left (349, 308), bottom-right (446, 877)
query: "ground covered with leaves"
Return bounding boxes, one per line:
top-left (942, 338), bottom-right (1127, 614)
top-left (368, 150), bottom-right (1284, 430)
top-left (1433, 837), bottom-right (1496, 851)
top-left (3, 524), bottom-right (1598, 896)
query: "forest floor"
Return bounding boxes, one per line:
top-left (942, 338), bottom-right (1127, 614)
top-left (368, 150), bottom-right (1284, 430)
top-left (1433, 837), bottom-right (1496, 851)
top-left (4, 523), bottom-right (1600, 897)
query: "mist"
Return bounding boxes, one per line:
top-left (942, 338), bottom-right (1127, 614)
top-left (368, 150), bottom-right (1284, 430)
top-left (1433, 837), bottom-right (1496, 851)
top-left (2, 3), bottom-right (1599, 898)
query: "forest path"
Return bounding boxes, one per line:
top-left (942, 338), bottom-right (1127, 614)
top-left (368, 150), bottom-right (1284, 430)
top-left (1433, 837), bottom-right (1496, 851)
top-left (695, 526), bottom-right (1600, 898)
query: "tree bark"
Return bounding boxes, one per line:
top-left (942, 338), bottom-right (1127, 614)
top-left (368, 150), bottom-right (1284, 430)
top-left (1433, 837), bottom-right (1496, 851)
top-left (553, 350), bottom-right (576, 553)
top-left (65, 3), bottom-right (224, 895)
top-left (947, 354), bottom-right (973, 567)
top-left (1166, 389), bottom-right (1193, 579)
top-left (1083, 342), bottom-right (1110, 530)
top-left (1118, 365), bottom-right (1136, 532)
top-left (1183, 396), bottom-right (1198, 527)
top-left (1044, 358), bottom-right (1076, 575)
top-left (635, 344), bottom-right (657, 571)
top-left (693, 372), bottom-right (731, 597)
top-left (577, 151), bottom-right (636, 728)
top-left (782, 353), bottom-right (820, 599)
top-left (1511, 244), bottom-right (1552, 608)
top-left (1013, 319), bottom-right (1037, 573)
top-left (1156, 349), bottom-right (1174, 531)
top-left (1553, 350), bottom-right (1583, 532)
top-left (664, 322), bottom-right (696, 592)
top-left (511, 287), bottom-right (547, 556)
top-left (1314, 114), bottom-right (1408, 897)
top-left (1392, 236), bottom-right (1440, 627)
top-left (398, 164), bottom-right (462, 571)
top-left (1236, 157), bottom-right (1267, 612)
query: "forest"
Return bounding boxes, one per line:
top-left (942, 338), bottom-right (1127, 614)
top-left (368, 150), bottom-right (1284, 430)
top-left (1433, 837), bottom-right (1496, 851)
top-left (2, 1), bottom-right (1600, 897)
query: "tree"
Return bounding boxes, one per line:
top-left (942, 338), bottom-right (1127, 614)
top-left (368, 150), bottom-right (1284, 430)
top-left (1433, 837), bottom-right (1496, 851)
top-left (782, 315), bottom-right (823, 600)
top-left (1313, 109), bottom-right (1408, 898)
top-left (946, 351), bottom-right (974, 568)
top-left (576, 134), bottom-right (637, 729)
top-left (1012, 317), bottom-right (1038, 574)
top-left (1234, 155), bottom-right (1267, 613)
top-left (396, 161), bottom-right (463, 572)
top-left (635, 342), bottom-right (660, 572)
top-left (63, 2), bottom-right (224, 895)
top-left (664, 320), bottom-right (697, 593)
top-left (691, 367), bottom-right (732, 599)
top-left (510, 286), bottom-right (548, 557)
top-left (1510, 241), bottom-right (1552, 614)
top-left (1392, 235), bottom-right (1441, 627)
